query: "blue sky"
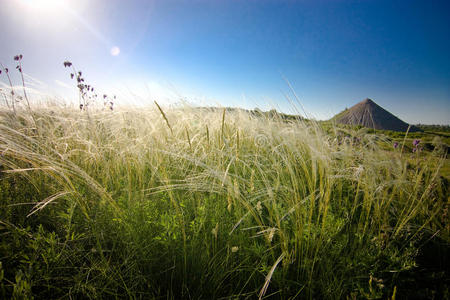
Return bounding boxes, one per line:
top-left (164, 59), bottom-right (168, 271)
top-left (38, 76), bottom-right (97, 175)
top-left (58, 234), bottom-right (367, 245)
top-left (1, 0), bottom-right (449, 124)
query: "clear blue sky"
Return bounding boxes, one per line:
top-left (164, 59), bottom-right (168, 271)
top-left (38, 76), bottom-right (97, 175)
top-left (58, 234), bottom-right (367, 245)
top-left (1, 0), bottom-right (449, 124)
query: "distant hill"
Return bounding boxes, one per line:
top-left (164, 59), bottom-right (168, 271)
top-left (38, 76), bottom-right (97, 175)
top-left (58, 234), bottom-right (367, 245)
top-left (192, 106), bottom-right (304, 121)
top-left (332, 98), bottom-right (421, 132)
top-left (416, 124), bottom-right (450, 133)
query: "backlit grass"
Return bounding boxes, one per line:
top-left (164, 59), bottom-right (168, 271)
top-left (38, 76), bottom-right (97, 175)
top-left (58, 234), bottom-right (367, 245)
top-left (0, 104), bottom-right (448, 299)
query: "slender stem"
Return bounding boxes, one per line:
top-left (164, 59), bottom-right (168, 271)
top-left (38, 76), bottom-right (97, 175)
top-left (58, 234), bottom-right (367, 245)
top-left (15, 59), bottom-right (38, 131)
top-left (70, 65), bottom-right (83, 109)
top-left (0, 62), bottom-right (16, 114)
top-left (18, 60), bottom-right (32, 114)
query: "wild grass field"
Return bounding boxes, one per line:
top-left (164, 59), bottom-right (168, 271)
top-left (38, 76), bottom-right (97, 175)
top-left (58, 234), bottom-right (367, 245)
top-left (0, 101), bottom-right (448, 299)
top-left (0, 56), bottom-right (448, 299)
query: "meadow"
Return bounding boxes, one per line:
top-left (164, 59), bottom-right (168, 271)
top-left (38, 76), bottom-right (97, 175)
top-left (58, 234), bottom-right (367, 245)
top-left (0, 57), bottom-right (448, 299)
top-left (0, 99), bottom-right (448, 299)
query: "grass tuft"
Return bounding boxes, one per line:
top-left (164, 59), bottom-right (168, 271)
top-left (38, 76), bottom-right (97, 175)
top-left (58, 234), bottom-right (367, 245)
top-left (0, 103), bottom-right (448, 299)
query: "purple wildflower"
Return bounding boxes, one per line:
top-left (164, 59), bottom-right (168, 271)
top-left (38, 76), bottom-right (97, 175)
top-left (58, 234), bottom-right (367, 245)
top-left (393, 142), bottom-right (399, 149)
top-left (63, 61), bottom-right (72, 68)
top-left (413, 139), bottom-right (420, 147)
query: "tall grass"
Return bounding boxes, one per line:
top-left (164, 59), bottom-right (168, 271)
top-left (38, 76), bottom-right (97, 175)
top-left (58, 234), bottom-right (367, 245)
top-left (0, 104), bottom-right (448, 299)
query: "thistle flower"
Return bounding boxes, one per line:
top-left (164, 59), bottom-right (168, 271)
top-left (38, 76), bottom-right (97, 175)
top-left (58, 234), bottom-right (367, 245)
top-left (63, 61), bottom-right (72, 67)
top-left (14, 55), bottom-right (22, 61)
top-left (413, 139), bottom-right (420, 146)
top-left (393, 142), bottom-right (399, 149)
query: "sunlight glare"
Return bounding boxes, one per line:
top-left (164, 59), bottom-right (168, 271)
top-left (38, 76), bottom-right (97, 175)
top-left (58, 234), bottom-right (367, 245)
top-left (110, 46), bottom-right (121, 56)
top-left (20, 0), bottom-right (62, 11)
top-left (18, 0), bottom-right (80, 16)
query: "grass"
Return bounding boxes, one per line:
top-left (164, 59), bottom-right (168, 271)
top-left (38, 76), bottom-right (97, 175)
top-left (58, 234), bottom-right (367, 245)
top-left (0, 102), bottom-right (448, 299)
top-left (0, 57), bottom-right (449, 298)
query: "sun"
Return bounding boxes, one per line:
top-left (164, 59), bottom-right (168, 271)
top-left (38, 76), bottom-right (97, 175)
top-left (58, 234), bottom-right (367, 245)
top-left (19, 0), bottom-right (67, 13)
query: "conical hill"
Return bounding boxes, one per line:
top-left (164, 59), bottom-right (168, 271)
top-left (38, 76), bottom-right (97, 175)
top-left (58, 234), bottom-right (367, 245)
top-left (333, 98), bottom-right (420, 132)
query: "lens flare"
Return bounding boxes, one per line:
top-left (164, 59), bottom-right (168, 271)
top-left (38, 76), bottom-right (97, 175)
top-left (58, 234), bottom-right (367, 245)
top-left (110, 46), bottom-right (121, 56)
